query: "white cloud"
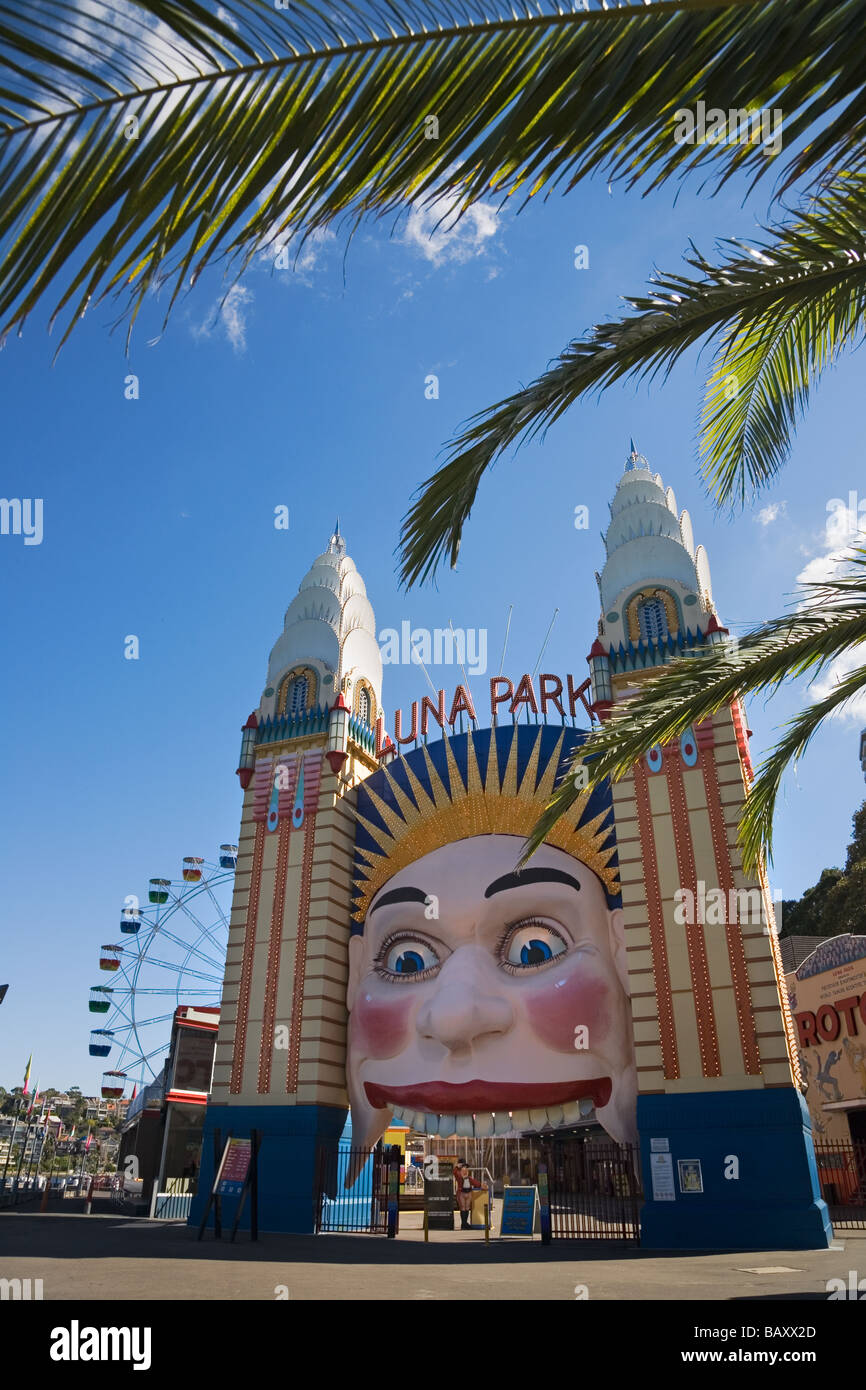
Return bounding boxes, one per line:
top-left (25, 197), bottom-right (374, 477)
top-left (808, 648), bottom-right (866, 723)
top-left (401, 193), bottom-right (500, 266)
top-left (797, 498), bottom-right (866, 588)
top-left (191, 283), bottom-right (252, 353)
top-left (756, 501), bottom-right (786, 526)
top-left (796, 498), bottom-right (866, 724)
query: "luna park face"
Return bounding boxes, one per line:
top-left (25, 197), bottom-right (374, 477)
top-left (346, 834), bottom-right (637, 1153)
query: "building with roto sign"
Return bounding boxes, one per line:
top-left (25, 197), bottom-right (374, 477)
top-left (786, 935), bottom-right (866, 1147)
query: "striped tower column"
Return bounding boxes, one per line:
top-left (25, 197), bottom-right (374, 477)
top-left (623, 704), bottom-right (829, 1249)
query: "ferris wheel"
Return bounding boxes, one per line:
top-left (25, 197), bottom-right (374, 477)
top-left (87, 846), bottom-right (237, 1097)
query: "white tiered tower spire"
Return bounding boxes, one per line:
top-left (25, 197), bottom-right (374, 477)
top-left (588, 442), bottom-right (726, 711)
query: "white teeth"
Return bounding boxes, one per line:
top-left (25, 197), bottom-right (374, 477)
top-left (384, 1100), bottom-right (593, 1135)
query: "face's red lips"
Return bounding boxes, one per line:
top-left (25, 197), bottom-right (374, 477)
top-left (364, 1078), bottom-right (612, 1112)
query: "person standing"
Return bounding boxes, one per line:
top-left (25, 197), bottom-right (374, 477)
top-left (452, 1161), bottom-right (482, 1230)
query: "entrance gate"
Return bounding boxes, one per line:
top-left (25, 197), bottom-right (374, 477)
top-left (314, 1141), bottom-right (390, 1234)
top-left (542, 1139), bottom-right (642, 1242)
top-left (814, 1139), bottom-right (866, 1231)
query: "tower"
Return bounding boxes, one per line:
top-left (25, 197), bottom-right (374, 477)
top-left (191, 524), bottom-right (383, 1231)
top-left (592, 444), bottom-right (830, 1248)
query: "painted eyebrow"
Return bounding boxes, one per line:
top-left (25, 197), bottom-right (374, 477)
top-left (368, 886), bottom-right (429, 916)
top-left (484, 868), bottom-right (582, 899)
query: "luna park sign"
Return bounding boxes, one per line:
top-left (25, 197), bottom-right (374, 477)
top-left (374, 673), bottom-right (594, 758)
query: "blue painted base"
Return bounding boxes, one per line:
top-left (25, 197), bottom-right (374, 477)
top-left (188, 1103), bottom-right (348, 1235)
top-left (638, 1087), bottom-right (832, 1250)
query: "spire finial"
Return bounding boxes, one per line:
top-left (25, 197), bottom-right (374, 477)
top-left (626, 438), bottom-right (647, 470)
top-left (328, 517), bottom-right (345, 554)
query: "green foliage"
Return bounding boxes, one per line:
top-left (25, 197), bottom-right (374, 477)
top-left (1, 0), bottom-right (865, 351)
top-left (401, 173), bottom-right (866, 581)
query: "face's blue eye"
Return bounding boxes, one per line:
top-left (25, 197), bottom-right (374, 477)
top-left (503, 923), bottom-right (568, 970)
top-left (396, 950), bottom-right (424, 974)
top-left (381, 938), bottom-right (439, 977)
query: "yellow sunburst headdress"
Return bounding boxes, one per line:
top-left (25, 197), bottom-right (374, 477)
top-left (351, 725), bottom-right (620, 929)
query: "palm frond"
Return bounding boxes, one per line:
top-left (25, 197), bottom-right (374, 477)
top-left (399, 177), bottom-right (866, 584)
top-left (699, 175), bottom-right (866, 505)
top-left (521, 550), bottom-right (866, 873)
top-left (739, 660), bottom-right (866, 871)
top-left (3, 0), bottom-right (866, 347)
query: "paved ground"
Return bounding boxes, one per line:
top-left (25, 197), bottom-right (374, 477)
top-left (1, 1204), bottom-right (863, 1300)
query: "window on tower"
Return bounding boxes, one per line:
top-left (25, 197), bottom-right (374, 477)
top-left (638, 597), bottom-right (669, 643)
top-left (287, 675), bottom-right (309, 717)
top-left (358, 686), bottom-right (372, 725)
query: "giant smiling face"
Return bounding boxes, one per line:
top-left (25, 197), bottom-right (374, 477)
top-left (346, 834), bottom-right (637, 1161)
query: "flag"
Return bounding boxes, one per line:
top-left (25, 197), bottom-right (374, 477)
top-left (130, 1085), bottom-right (137, 1101)
top-left (85, 1130), bottom-right (92, 1152)
top-left (26, 1082), bottom-right (38, 1117)
top-left (22, 1054), bottom-right (32, 1095)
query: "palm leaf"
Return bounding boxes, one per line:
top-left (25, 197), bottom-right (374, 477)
top-left (700, 175), bottom-right (866, 505)
top-left (399, 174), bottom-right (866, 585)
top-left (521, 548), bottom-right (866, 875)
top-left (738, 659), bottom-right (866, 871)
top-left (3, 0), bottom-right (866, 348)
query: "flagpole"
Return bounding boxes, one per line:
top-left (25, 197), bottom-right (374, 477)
top-left (25, 1094), bottom-right (46, 1185)
top-left (2, 1055), bottom-right (32, 1196)
top-left (1, 1095), bottom-right (23, 1194)
top-left (14, 1112), bottom-right (35, 1197)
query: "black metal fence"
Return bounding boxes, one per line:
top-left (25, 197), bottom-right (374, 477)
top-left (314, 1141), bottom-right (390, 1234)
top-left (542, 1139), bottom-right (642, 1242)
top-left (814, 1139), bottom-right (866, 1230)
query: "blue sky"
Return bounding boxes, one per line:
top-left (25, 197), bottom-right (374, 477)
top-left (1, 157), bottom-right (864, 1096)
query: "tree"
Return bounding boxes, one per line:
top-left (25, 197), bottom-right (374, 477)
top-left (1, 1087), bottom-right (25, 1116)
top-left (779, 869), bottom-right (845, 940)
top-left (3, 1), bottom-right (866, 865)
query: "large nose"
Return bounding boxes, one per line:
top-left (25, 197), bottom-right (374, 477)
top-left (416, 947), bottom-right (514, 1057)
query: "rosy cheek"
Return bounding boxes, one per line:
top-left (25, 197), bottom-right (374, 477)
top-left (352, 988), bottom-right (415, 1058)
top-left (524, 962), bottom-right (614, 1054)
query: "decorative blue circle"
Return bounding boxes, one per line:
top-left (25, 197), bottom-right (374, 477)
top-left (646, 745), bottom-right (663, 774)
top-left (680, 728), bottom-right (698, 766)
